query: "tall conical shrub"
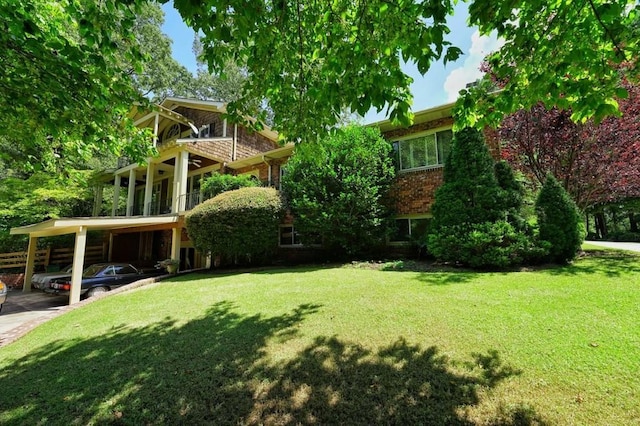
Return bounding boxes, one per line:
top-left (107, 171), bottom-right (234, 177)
top-left (428, 127), bottom-right (534, 268)
top-left (535, 174), bottom-right (584, 263)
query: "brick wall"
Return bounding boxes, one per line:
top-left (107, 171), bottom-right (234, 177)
top-left (392, 167), bottom-right (444, 216)
top-left (234, 157), bottom-right (289, 186)
top-left (382, 118), bottom-right (500, 217)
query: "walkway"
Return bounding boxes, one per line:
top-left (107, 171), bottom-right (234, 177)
top-left (584, 240), bottom-right (640, 253)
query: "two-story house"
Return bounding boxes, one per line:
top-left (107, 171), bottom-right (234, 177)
top-left (12, 97), bottom-right (497, 304)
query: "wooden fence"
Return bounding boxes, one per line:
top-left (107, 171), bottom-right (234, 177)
top-left (0, 245), bottom-right (107, 271)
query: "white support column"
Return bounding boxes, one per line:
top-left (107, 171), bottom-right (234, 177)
top-left (222, 118), bottom-right (227, 137)
top-left (69, 227), bottom-right (87, 305)
top-left (126, 169), bottom-right (136, 216)
top-left (178, 152), bottom-right (189, 212)
top-left (170, 227), bottom-right (181, 261)
top-left (92, 185), bottom-right (103, 217)
top-left (23, 236), bottom-right (38, 293)
top-left (143, 162), bottom-right (155, 216)
top-left (172, 151), bottom-right (189, 213)
top-left (112, 174), bottom-right (121, 216)
top-left (153, 113), bottom-right (159, 148)
top-left (232, 124), bottom-right (238, 161)
top-left (171, 154), bottom-right (182, 214)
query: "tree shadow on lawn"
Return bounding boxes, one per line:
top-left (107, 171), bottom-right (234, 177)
top-left (543, 251), bottom-right (640, 278)
top-left (0, 302), bottom-right (544, 425)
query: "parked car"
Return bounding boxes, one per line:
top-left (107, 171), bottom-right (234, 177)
top-left (0, 279), bottom-right (7, 313)
top-left (46, 263), bottom-right (164, 298)
top-left (32, 264), bottom-right (73, 290)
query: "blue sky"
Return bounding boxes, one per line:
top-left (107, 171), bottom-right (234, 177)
top-left (160, 2), bottom-right (501, 124)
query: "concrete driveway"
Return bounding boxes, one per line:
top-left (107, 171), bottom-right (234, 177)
top-left (0, 272), bottom-right (176, 347)
top-left (0, 289), bottom-right (69, 346)
top-left (585, 240), bottom-right (640, 253)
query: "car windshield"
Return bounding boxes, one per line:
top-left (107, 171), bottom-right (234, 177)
top-left (82, 264), bottom-right (105, 278)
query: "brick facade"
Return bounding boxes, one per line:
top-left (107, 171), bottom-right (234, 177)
top-left (381, 117), bottom-right (501, 217)
top-left (234, 158), bottom-right (288, 187)
top-left (392, 167), bottom-right (444, 216)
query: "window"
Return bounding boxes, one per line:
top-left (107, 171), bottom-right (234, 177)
top-left (163, 123), bottom-right (181, 143)
top-left (393, 129), bottom-right (453, 171)
top-left (279, 224), bottom-right (321, 246)
top-left (199, 123), bottom-right (215, 138)
top-left (390, 218), bottom-right (432, 242)
top-left (280, 225), bottom-right (301, 246)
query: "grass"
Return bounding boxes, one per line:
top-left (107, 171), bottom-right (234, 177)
top-left (1, 248), bottom-right (639, 425)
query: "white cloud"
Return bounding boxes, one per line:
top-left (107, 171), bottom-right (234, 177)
top-left (444, 30), bottom-right (504, 102)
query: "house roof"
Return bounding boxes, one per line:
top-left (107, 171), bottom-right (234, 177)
top-left (10, 215), bottom-right (182, 238)
top-left (226, 144), bottom-right (295, 170)
top-left (368, 102), bottom-right (455, 133)
top-left (158, 97), bottom-right (280, 142)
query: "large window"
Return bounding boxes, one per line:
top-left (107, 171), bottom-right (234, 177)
top-left (390, 217), bottom-right (432, 242)
top-left (393, 129), bottom-right (453, 171)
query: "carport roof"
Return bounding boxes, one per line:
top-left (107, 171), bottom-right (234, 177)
top-left (10, 215), bottom-right (182, 238)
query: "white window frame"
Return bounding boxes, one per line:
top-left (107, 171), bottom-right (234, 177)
top-left (198, 124), bottom-right (211, 138)
top-left (279, 224), bottom-right (302, 247)
top-left (393, 127), bottom-right (453, 172)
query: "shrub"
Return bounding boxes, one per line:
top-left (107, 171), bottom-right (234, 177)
top-left (282, 125), bottom-right (396, 257)
top-left (431, 127), bottom-right (504, 229)
top-left (201, 173), bottom-right (260, 199)
top-left (608, 230), bottom-right (640, 242)
top-left (535, 174), bottom-right (584, 263)
top-left (495, 160), bottom-right (526, 230)
top-left (428, 127), bottom-right (536, 267)
top-left (185, 187), bottom-right (284, 265)
top-left (428, 221), bottom-right (549, 268)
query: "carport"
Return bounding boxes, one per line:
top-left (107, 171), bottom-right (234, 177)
top-left (10, 215), bottom-right (184, 305)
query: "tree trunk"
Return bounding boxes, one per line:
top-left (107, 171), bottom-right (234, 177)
top-left (585, 213), bottom-right (591, 236)
top-left (630, 212), bottom-right (638, 233)
top-left (595, 212), bottom-right (607, 239)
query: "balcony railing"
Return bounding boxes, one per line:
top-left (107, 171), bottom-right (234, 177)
top-left (146, 198), bottom-right (172, 216)
top-left (114, 186), bottom-right (284, 218)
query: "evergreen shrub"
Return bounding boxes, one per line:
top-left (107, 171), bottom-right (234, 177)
top-left (428, 128), bottom-right (546, 268)
top-left (536, 174), bottom-right (584, 263)
top-left (185, 187), bottom-right (284, 265)
top-left (282, 125), bottom-right (396, 257)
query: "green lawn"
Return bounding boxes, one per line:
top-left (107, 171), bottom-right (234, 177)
top-left (1, 249), bottom-right (639, 425)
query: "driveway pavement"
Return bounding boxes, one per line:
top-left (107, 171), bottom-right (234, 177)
top-left (0, 289), bottom-right (69, 346)
top-left (0, 272), bottom-right (179, 348)
top-left (585, 240), bottom-right (640, 253)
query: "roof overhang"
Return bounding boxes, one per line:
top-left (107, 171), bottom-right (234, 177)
top-left (160, 97), bottom-right (280, 142)
top-left (368, 102), bottom-right (455, 133)
top-left (226, 144), bottom-right (294, 169)
top-left (11, 215), bottom-right (182, 238)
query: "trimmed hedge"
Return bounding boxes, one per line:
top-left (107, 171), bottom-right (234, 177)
top-left (185, 187), bottom-right (284, 265)
top-left (201, 173), bottom-right (259, 199)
